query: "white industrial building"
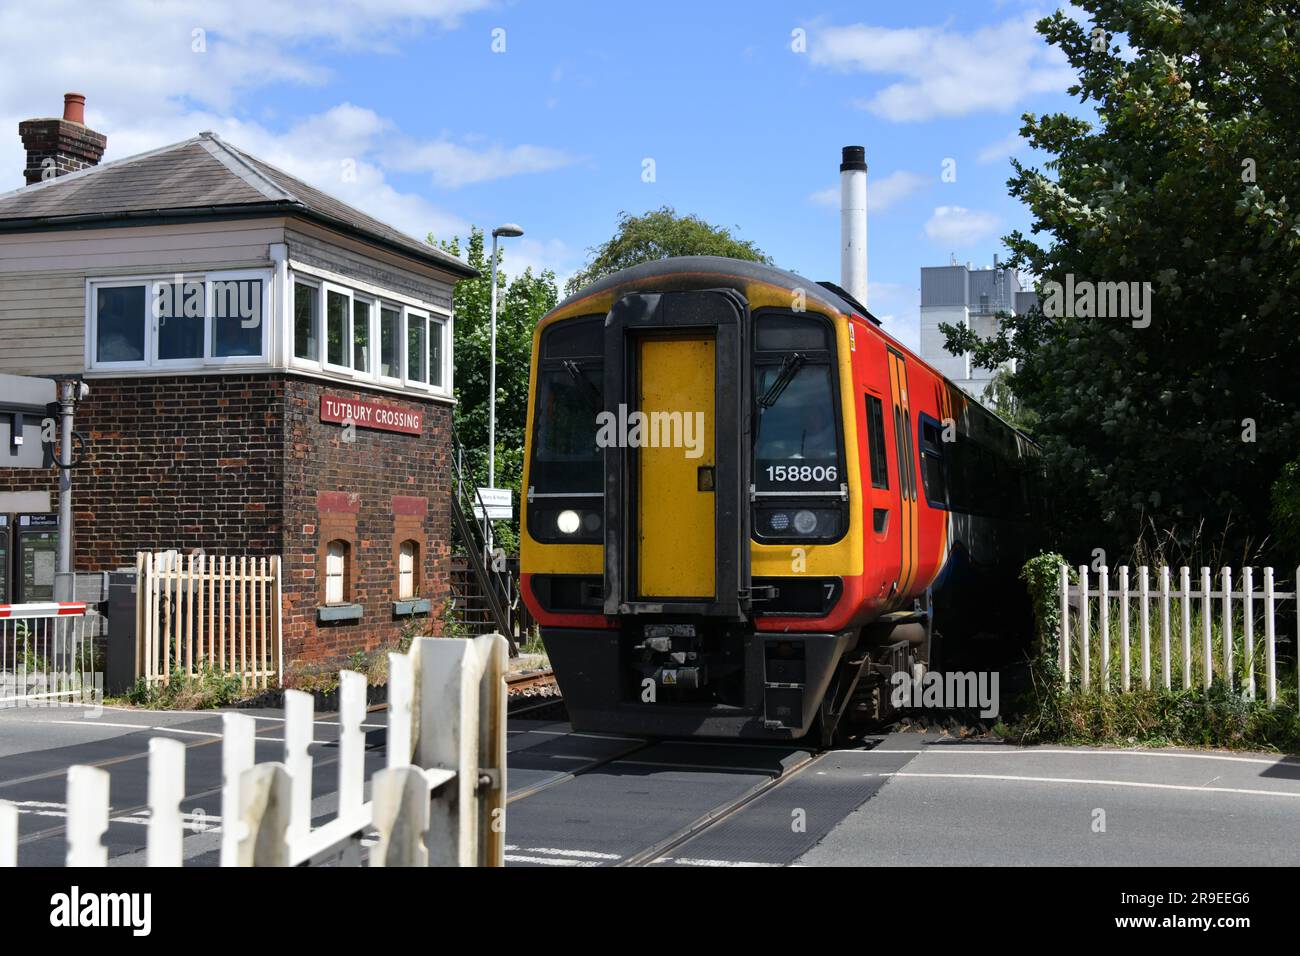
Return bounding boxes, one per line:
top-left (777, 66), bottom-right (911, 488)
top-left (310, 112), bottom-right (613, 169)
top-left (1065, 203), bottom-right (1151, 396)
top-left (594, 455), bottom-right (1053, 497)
top-left (918, 257), bottom-right (1038, 401)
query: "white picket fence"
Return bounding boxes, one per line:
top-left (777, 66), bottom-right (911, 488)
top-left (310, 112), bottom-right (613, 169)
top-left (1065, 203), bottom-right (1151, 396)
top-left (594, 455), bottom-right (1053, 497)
top-left (0, 602), bottom-right (94, 704)
top-left (1060, 564), bottom-right (1298, 706)
top-left (0, 633), bottom-right (509, 867)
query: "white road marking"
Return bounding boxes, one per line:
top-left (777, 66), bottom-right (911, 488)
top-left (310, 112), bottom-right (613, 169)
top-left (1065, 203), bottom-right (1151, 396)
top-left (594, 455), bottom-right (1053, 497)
top-left (42, 720), bottom-right (339, 744)
top-left (829, 747), bottom-right (1296, 767)
top-left (661, 857), bottom-right (779, 867)
top-left (505, 854), bottom-right (599, 867)
top-left (504, 844), bottom-right (621, 860)
top-left (873, 771), bottom-right (1300, 798)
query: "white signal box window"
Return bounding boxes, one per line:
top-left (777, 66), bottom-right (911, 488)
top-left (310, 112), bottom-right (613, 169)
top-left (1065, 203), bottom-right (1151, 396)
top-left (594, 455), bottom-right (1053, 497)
top-left (398, 540), bottom-right (418, 600)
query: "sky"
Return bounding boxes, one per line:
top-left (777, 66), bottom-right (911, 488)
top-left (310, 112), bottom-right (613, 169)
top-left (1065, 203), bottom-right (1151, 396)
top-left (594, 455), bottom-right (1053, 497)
top-left (0, 0), bottom-right (1090, 350)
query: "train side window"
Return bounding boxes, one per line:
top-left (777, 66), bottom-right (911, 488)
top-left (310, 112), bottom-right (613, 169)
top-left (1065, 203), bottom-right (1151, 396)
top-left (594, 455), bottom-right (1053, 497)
top-left (918, 414), bottom-right (948, 509)
top-left (864, 394), bottom-right (889, 490)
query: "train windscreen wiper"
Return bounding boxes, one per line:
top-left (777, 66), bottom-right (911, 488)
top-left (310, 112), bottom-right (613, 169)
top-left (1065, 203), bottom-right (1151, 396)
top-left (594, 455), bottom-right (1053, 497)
top-left (563, 360), bottom-right (602, 412)
top-left (758, 352), bottom-right (805, 409)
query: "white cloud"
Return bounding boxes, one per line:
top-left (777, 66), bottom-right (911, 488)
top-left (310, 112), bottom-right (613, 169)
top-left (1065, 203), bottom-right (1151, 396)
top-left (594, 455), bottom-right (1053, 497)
top-left (924, 206), bottom-right (1001, 246)
top-left (808, 170), bottom-right (929, 212)
top-left (977, 131), bottom-right (1027, 164)
top-left (0, 0), bottom-right (492, 119)
top-left (0, 1), bottom-right (579, 248)
top-left (386, 141), bottom-right (579, 189)
top-left (809, 12), bottom-right (1074, 122)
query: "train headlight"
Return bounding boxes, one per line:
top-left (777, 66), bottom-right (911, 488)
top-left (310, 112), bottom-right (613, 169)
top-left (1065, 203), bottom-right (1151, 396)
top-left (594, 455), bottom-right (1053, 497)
top-left (769, 512), bottom-right (790, 532)
top-left (556, 510), bottom-right (581, 534)
top-left (793, 510), bottom-right (817, 534)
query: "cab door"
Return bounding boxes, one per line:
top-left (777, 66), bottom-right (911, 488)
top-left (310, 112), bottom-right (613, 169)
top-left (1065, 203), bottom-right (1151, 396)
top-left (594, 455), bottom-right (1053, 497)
top-left (637, 335), bottom-right (716, 598)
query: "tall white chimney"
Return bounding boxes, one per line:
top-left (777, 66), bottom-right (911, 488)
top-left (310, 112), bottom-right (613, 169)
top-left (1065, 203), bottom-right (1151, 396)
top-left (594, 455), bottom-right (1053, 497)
top-left (839, 145), bottom-right (867, 308)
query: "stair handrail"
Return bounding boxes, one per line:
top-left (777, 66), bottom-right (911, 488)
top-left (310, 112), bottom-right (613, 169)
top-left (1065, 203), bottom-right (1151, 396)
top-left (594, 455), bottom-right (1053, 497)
top-left (449, 430), bottom-right (517, 655)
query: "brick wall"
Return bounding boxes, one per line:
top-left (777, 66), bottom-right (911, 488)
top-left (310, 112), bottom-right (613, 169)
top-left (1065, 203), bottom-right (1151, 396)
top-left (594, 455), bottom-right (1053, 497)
top-left (277, 376), bottom-right (451, 665)
top-left (0, 375), bottom-right (283, 567)
top-left (0, 372), bottom-right (453, 669)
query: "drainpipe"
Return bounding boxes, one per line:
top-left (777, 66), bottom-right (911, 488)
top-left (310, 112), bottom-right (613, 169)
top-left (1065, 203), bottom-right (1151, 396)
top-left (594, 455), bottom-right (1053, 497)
top-left (56, 379), bottom-right (87, 582)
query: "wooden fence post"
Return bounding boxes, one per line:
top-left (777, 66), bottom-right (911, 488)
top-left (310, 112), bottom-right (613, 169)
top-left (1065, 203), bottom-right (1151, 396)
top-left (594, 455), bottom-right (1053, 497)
top-left (370, 767), bottom-right (430, 867)
top-left (477, 633), bottom-right (508, 866)
top-left (1180, 566), bottom-right (1192, 690)
top-left (387, 651), bottom-right (414, 768)
top-left (221, 712), bottom-right (257, 867)
top-left (1201, 567), bottom-right (1213, 689)
top-left (1264, 567), bottom-right (1277, 708)
top-left (66, 765), bottom-right (109, 867)
top-left (1119, 566), bottom-right (1130, 692)
top-left (338, 670), bottom-right (366, 822)
top-left (1243, 567), bottom-right (1255, 700)
top-left (1159, 566), bottom-right (1171, 690)
top-left (415, 636), bottom-right (477, 866)
top-left (1059, 563), bottom-right (1070, 682)
top-left (284, 689), bottom-right (313, 846)
top-left (1222, 567), bottom-right (1234, 692)
top-left (1078, 565), bottom-right (1090, 692)
top-left (236, 763), bottom-right (291, 867)
top-left (0, 800), bottom-right (15, 867)
top-left (147, 737), bottom-right (185, 867)
top-left (1098, 567), bottom-right (1110, 693)
top-left (1138, 566), bottom-right (1150, 690)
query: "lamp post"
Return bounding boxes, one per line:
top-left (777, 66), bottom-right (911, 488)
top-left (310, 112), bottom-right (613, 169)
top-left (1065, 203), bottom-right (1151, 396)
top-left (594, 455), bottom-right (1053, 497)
top-left (488, 223), bottom-right (524, 490)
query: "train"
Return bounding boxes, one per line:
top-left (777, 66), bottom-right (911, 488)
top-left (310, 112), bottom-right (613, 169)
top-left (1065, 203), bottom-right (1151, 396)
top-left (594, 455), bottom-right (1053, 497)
top-left (519, 255), bottom-right (1039, 744)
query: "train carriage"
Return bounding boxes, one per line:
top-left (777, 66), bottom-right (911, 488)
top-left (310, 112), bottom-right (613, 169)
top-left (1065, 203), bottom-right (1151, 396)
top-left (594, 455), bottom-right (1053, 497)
top-left (520, 255), bottom-right (1037, 744)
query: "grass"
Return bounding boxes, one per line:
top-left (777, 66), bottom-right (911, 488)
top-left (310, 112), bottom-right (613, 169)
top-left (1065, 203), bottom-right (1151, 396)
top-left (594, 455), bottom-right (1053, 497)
top-left (122, 664), bottom-right (247, 710)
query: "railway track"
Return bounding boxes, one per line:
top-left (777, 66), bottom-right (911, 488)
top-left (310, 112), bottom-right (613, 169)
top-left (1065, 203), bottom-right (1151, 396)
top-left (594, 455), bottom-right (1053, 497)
top-left (506, 667), bottom-right (558, 694)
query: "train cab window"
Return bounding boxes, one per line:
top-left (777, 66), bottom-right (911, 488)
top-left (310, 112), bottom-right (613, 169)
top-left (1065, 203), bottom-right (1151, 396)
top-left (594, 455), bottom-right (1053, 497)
top-left (529, 317), bottom-right (606, 543)
top-left (755, 314), bottom-right (830, 351)
top-left (917, 414), bottom-right (948, 509)
top-left (865, 394), bottom-right (889, 490)
top-left (752, 312), bottom-right (846, 543)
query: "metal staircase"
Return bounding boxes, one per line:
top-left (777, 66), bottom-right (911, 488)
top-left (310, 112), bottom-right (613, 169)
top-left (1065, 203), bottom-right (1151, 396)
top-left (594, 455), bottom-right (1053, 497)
top-left (449, 431), bottom-right (518, 655)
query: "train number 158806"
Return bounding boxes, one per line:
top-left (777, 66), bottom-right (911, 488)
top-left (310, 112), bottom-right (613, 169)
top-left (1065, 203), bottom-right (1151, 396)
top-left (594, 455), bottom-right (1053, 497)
top-left (766, 464), bottom-right (838, 483)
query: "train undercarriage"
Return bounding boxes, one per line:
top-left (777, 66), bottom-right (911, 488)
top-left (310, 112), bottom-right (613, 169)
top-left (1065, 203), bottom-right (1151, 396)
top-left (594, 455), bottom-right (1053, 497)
top-left (541, 600), bottom-right (935, 747)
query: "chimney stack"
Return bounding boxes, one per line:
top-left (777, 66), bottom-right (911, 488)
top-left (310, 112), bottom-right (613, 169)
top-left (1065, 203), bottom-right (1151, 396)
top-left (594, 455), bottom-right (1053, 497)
top-left (839, 145), bottom-right (867, 308)
top-left (19, 93), bottom-right (107, 186)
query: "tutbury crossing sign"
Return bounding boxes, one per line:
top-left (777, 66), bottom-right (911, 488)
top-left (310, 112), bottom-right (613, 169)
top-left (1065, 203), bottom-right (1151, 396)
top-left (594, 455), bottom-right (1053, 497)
top-left (320, 394), bottom-right (423, 435)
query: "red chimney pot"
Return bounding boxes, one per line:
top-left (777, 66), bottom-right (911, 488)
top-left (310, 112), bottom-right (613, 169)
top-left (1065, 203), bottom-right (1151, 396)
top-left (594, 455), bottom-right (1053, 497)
top-left (63, 93), bottom-right (86, 125)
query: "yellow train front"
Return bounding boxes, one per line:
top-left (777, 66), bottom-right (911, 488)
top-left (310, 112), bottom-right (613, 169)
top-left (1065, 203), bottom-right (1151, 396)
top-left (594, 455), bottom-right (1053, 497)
top-left (520, 256), bottom-right (1035, 742)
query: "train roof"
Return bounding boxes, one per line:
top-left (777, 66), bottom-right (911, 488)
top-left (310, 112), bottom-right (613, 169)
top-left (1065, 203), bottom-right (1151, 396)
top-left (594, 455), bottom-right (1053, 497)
top-left (556, 255), bottom-right (1038, 448)
top-left (556, 255), bottom-right (881, 324)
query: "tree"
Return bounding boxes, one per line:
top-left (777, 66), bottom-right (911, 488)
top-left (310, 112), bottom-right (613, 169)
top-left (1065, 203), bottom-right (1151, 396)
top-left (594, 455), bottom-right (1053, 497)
top-left (565, 206), bottom-right (771, 295)
top-left (433, 227), bottom-right (559, 551)
top-left (942, 1), bottom-right (1300, 558)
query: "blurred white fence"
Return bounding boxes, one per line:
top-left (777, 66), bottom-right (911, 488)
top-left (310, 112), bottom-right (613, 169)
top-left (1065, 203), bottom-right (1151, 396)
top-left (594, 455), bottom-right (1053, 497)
top-left (1060, 564), bottom-right (1297, 706)
top-left (0, 602), bottom-right (94, 705)
top-left (0, 633), bottom-right (509, 867)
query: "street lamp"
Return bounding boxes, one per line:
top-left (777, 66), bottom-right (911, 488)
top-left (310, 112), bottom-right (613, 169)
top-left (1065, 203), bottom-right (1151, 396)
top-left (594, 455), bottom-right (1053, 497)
top-left (488, 223), bottom-right (524, 490)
